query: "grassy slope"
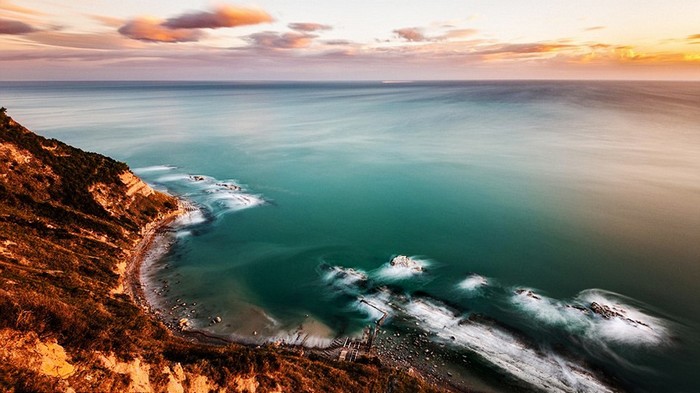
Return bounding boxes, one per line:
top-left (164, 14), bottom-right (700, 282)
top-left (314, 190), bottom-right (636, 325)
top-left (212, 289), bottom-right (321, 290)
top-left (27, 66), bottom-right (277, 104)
top-left (0, 108), bottom-right (444, 393)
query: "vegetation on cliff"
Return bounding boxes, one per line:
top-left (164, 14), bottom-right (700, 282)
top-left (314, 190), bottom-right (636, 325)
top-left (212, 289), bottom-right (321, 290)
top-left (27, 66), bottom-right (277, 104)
top-left (0, 108), bottom-right (444, 393)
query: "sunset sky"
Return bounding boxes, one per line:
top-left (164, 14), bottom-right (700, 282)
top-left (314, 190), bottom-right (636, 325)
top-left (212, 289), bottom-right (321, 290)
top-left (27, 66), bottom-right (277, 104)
top-left (1, 0), bottom-right (699, 80)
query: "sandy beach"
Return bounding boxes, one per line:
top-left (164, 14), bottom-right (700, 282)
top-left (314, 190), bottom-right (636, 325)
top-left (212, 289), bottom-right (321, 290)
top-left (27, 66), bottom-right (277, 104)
top-left (123, 202), bottom-right (186, 314)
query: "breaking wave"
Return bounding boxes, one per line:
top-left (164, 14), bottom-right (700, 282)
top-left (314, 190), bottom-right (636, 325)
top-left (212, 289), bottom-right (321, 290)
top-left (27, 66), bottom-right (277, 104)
top-left (319, 257), bottom-right (675, 392)
top-left (510, 288), bottom-right (670, 347)
top-left (373, 255), bottom-right (430, 281)
top-left (133, 165), bottom-right (267, 233)
top-left (457, 274), bottom-right (489, 292)
top-left (404, 299), bottom-right (615, 393)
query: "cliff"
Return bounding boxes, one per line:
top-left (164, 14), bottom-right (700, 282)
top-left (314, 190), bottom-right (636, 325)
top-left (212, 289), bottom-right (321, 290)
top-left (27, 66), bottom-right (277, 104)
top-left (0, 108), bottom-right (443, 393)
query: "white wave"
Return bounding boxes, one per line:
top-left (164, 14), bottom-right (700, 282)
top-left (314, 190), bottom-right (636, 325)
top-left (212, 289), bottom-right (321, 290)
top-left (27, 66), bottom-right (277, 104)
top-left (374, 256), bottom-right (429, 281)
top-left (458, 274), bottom-right (489, 291)
top-left (511, 289), bottom-right (590, 330)
top-left (206, 191), bottom-right (266, 211)
top-left (577, 290), bottom-right (669, 346)
top-left (353, 290), bottom-right (393, 321)
top-left (156, 173), bottom-right (192, 183)
top-left (148, 169), bottom-right (266, 219)
top-left (510, 288), bottom-right (670, 347)
top-left (271, 333), bottom-right (333, 348)
top-left (405, 299), bottom-right (615, 393)
top-left (175, 230), bottom-right (192, 238)
top-left (323, 266), bottom-right (368, 287)
top-left (173, 208), bottom-right (207, 227)
top-left (133, 165), bottom-right (176, 174)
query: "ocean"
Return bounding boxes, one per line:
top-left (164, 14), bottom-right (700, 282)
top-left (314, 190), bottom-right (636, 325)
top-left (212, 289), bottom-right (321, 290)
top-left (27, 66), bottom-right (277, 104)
top-left (2, 81), bottom-right (699, 392)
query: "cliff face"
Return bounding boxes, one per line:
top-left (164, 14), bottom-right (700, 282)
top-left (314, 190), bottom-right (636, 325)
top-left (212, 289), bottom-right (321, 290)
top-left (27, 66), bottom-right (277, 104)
top-left (0, 108), bottom-right (442, 393)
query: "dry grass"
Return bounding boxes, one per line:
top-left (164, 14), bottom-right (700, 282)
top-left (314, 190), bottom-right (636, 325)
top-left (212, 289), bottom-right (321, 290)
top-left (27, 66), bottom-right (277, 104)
top-left (0, 108), bottom-right (446, 393)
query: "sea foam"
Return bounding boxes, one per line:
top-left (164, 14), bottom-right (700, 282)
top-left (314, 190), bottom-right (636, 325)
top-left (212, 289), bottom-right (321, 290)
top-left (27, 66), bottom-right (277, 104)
top-left (457, 274), bottom-right (489, 292)
top-left (374, 256), bottom-right (429, 281)
top-left (510, 288), bottom-right (670, 347)
top-left (405, 299), bottom-right (615, 393)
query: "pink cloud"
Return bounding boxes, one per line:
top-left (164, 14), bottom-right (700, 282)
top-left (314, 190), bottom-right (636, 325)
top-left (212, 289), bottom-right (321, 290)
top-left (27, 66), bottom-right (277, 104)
top-left (161, 5), bottom-right (272, 29)
top-left (323, 39), bottom-right (352, 46)
top-left (118, 18), bottom-right (203, 43)
top-left (394, 27), bottom-right (426, 42)
top-left (247, 31), bottom-right (316, 49)
top-left (0, 18), bottom-right (37, 34)
top-left (288, 23), bottom-right (332, 32)
top-left (28, 31), bottom-right (130, 50)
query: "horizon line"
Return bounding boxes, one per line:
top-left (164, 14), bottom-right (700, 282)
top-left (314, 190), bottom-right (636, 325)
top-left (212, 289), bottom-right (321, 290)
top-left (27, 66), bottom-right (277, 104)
top-left (1, 78), bottom-right (699, 83)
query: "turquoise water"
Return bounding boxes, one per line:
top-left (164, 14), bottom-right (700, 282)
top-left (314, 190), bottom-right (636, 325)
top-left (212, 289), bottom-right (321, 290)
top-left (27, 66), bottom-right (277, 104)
top-left (2, 81), bottom-right (699, 392)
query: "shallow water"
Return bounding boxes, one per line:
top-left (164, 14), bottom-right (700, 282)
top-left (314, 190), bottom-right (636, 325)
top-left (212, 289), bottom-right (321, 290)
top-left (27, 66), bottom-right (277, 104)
top-left (2, 81), bottom-right (699, 392)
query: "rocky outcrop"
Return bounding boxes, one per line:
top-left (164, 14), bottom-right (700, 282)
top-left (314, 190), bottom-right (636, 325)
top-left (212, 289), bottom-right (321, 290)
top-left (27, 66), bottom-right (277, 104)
top-left (589, 302), bottom-right (650, 327)
top-left (390, 255), bottom-right (423, 272)
top-left (515, 289), bottom-right (541, 300)
top-left (0, 108), bottom-right (443, 393)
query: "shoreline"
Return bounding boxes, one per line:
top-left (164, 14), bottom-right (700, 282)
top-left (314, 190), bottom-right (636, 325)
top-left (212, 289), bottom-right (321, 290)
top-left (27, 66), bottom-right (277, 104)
top-left (122, 200), bottom-right (463, 391)
top-left (124, 202), bottom-right (186, 315)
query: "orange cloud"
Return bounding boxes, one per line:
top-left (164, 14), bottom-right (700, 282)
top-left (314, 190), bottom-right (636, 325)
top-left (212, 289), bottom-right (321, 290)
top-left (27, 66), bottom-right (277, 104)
top-left (1, 1), bottom-right (44, 16)
top-left (118, 5), bottom-right (272, 43)
top-left (161, 5), bottom-right (272, 29)
top-left (118, 18), bottom-right (203, 43)
top-left (442, 28), bottom-right (478, 40)
top-left (479, 43), bottom-right (572, 58)
top-left (0, 17), bottom-right (37, 34)
top-left (288, 23), bottom-right (332, 32)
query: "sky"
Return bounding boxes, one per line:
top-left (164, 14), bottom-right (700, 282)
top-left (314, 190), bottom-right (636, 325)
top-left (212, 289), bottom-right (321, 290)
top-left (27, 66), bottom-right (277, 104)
top-left (1, 0), bottom-right (699, 80)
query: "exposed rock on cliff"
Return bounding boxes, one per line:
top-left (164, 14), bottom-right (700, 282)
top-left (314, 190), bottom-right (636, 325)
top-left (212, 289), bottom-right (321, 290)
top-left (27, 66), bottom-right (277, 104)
top-left (0, 108), bottom-right (443, 393)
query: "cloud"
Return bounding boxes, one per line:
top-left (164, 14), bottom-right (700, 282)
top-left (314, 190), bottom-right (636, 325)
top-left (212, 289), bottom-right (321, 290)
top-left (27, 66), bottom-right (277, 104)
top-left (323, 39), bottom-right (352, 46)
top-left (288, 23), bottom-right (331, 32)
top-left (394, 27), bottom-right (426, 42)
top-left (118, 5), bottom-right (273, 43)
top-left (247, 31), bottom-right (316, 49)
top-left (688, 34), bottom-right (700, 41)
top-left (89, 14), bottom-right (125, 28)
top-left (479, 43), bottom-right (573, 55)
top-left (118, 18), bottom-right (203, 43)
top-left (1, 1), bottom-right (44, 16)
top-left (585, 26), bottom-right (606, 31)
top-left (0, 18), bottom-right (37, 34)
top-left (28, 31), bottom-right (130, 50)
top-left (441, 28), bottom-right (478, 40)
top-left (161, 5), bottom-right (272, 29)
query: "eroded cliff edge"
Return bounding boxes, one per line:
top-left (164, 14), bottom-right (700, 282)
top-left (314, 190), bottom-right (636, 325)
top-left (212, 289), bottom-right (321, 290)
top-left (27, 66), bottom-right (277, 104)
top-left (0, 108), bottom-right (443, 393)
